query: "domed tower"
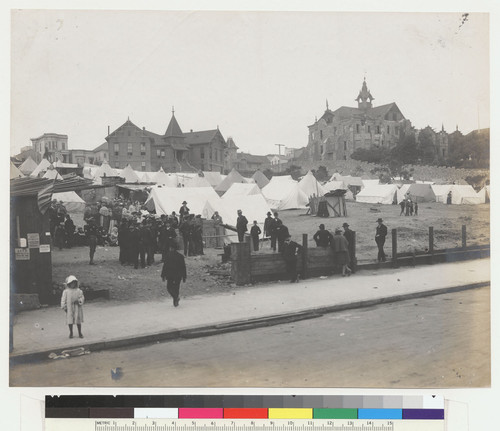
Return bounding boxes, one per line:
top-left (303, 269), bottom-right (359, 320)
top-left (355, 78), bottom-right (374, 110)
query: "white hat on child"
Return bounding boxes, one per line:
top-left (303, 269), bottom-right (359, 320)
top-left (65, 275), bottom-right (78, 285)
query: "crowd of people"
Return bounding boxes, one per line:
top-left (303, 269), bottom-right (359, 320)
top-left (399, 195), bottom-right (419, 216)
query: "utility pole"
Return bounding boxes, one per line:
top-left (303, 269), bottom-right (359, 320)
top-left (275, 143), bottom-right (285, 173)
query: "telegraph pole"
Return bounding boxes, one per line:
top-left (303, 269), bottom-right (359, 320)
top-left (275, 143), bottom-right (285, 173)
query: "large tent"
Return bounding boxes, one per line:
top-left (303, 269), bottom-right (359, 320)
top-left (120, 164), bottom-right (141, 183)
top-left (202, 171), bottom-right (224, 187)
top-left (10, 162), bottom-right (24, 179)
top-left (298, 170), bottom-right (325, 199)
top-left (449, 185), bottom-right (482, 205)
top-left (362, 179), bottom-right (380, 188)
top-left (30, 158), bottom-right (51, 177)
top-left (322, 180), bottom-right (354, 200)
top-left (215, 168), bottom-right (246, 194)
top-left (152, 168), bottom-right (178, 186)
top-left (185, 174), bottom-right (213, 188)
top-left (52, 191), bottom-right (86, 213)
top-left (406, 183), bottom-right (436, 202)
top-left (477, 185), bottom-right (490, 203)
top-left (396, 184), bottom-right (411, 203)
top-left (222, 183), bottom-right (261, 200)
top-left (145, 186), bottom-right (221, 216)
top-left (203, 193), bottom-right (272, 242)
top-left (356, 184), bottom-right (398, 205)
top-left (18, 156), bottom-right (38, 175)
top-left (42, 167), bottom-right (63, 180)
top-left (93, 160), bottom-right (117, 183)
top-left (431, 185), bottom-right (452, 203)
top-left (252, 170), bottom-right (270, 189)
top-left (261, 175), bottom-right (309, 210)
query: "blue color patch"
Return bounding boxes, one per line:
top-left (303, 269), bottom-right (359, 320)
top-left (358, 409), bottom-right (402, 419)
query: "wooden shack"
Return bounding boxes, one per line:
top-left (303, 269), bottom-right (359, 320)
top-left (309, 190), bottom-right (347, 217)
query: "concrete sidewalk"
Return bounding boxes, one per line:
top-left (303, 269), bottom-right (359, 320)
top-left (11, 258), bottom-right (490, 362)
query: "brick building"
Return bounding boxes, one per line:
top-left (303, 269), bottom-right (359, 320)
top-left (306, 79), bottom-right (412, 161)
top-left (106, 112), bottom-right (229, 173)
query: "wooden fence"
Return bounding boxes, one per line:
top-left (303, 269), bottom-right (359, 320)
top-left (230, 225), bottom-right (489, 285)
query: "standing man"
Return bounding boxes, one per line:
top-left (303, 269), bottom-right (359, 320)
top-left (447, 191), bottom-right (452, 204)
top-left (375, 218), bottom-right (387, 262)
top-left (179, 215), bottom-right (192, 256)
top-left (313, 224), bottom-right (332, 247)
top-left (64, 214), bottom-right (75, 248)
top-left (399, 200), bottom-right (405, 216)
top-left (263, 211), bottom-right (273, 239)
top-left (414, 201), bottom-right (419, 216)
top-left (281, 235), bottom-right (302, 283)
top-left (342, 222), bottom-right (356, 272)
top-left (84, 217), bottom-right (99, 265)
top-left (179, 201), bottom-right (190, 222)
top-left (236, 209), bottom-right (248, 243)
top-left (250, 221), bottom-right (261, 251)
top-left (276, 220), bottom-right (289, 253)
top-left (161, 243), bottom-right (187, 307)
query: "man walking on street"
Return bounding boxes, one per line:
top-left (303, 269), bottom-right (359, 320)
top-left (281, 235), bottom-right (302, 283)
top-left (161, 243), bottom-right (187, 307)
top-left (236, 209), bottom-right (248, 242)
top-left (375, 218), bottom-right (387, 262)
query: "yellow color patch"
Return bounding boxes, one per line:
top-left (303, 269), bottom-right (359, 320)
top-left (268, 408), bottom-right (313, 419)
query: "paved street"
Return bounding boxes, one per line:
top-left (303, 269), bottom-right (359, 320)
top-left (10, 286), bottom-right (490, 387)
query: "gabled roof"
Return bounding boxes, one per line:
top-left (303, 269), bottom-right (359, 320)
top-left (165, 114), bottom-right (184, 137)
top-left (183, 129), bottom-right (220, 146)
top-left (226, 137), bottom-right (239, 149)
top-left (368, 102), bottom-right (404, 120)
top-left (107, 118), bottom-right (143, 139)
top-left (93, 142), bottom-right (108, 152)
top-left (236, 152), bottom-right (270, 164)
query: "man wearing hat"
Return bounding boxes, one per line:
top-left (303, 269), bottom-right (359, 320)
top-left (313, 223), bottom-right (333, 247)
top-left (342, 222), bottom-right (356, 272)
top-left (281, 235), bottom-right (302, 283)
top-left (161, 242), bottom-right (187, 307)
top-left (84, 217), bottom-right (100, 265)
top-left (236, 209), bottom-right (248, 243)
top-left (263, 211), bottom-right (274, 241)
top-left (375, 218), bottom-right (387, 262)
top-left (179, 201), bottom-right (190, 223)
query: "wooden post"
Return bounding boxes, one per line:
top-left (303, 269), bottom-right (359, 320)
top-left (429, 226), bottom-right (434, 254)
top-left (392, 228), bottom-right (398, 266)
top-left (350, 231), bottom-right (357, 272)
top-left (462, 225), bottom-right (467, 248)
top-left (301, 234), bottom-right (308, 280)
top-left (230, 242), bottom-right (251, 285)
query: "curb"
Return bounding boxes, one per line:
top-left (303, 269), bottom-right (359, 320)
top-left (10, 281), bottom-right (489, 365)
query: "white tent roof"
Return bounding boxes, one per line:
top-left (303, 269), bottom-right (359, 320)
top-left (252, 170), bottom-right (270, 188)
top-left (30, 158), bottom-right (51, 177)
top-left (18, 156), bottom-right (38, 175)
top-left (396, 184), bottom-right (412, 203)
top-left (431, 185), bottom-right (452, 203)
top-left (261, 176), bottom-right (309, 210)
top-left (93, 161), bottom-right (117, 184)
top-left (203, 194), bottom-right (272, 243)
top-left (330, 173), bottom-right (364, 187)
top-left (202, 171), bottom-right (223, 187)
top-left (120, 165), bottom-right (141, 183)
top-left (362, 179), bottom-right (380, 188)
top-left (215, 168), bottom-right (246, 193)
top-left (52, 191), bottom-right (86, 212)
top-left (298, 170), bottom-right (325, 198)
top-left (185, 175), bottom-right (213, 188)
top-left (42, 167), bottom-right (63, 180)
top-left (448, 185), bottom-right (482, 205)
top-left (10, 162), bottom-right (24, 179)
top-left (83, 164), bottom-right (99, 180)
top-left (151, 168), bottom-right (177, 186)
top-left (356, 184), bottom-right (398, 205)
top-left (145, 186), bottom-right (221, 216)
top-left (322, 180), bottom-right (347, 192)
top-left (53, 160), bottom-right (78, 169)
top-left (222, 183), bottom-right (261, 200)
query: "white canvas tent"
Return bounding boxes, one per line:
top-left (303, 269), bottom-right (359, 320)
top-left (449, 185), bottom-right (482, 205)
top-left (120, 164), bottom-right (141, 183)
top-left (431, 185), bottom-right (452, 203)
top-left (261, 176), bottom-right (309, 210)
top-left (252, 170), bottom-right (270, 189)
top-left (145, 186), bottom-right (221, 216)
top-left (10, 162), bottom-right (24, 179)
top-left (52, 191), bottom-right (86, 213)
top-left (152, 168), bottom-right (178, 186)
top-left (30, 158), bottom-right (51, 177)
top-left (202, 171), bottom-right (223, 187)
top-left (93, 160), bottom-right (117, 184)
top-left (356, 184), bottom-right (398, 205)
top-left (477, 186), bottom-right (490, 203)
top-left (18, 156), bottom-right (38, 175)
top-left (42, 167), bottom-right (63, 180)
top-left (203, 194), bottom-right (272, 243)
top-left (298, 170), bottom-right (325, 198)
top-left (396, 184), bottom-right (411, 203)
top-left (53, 160), bottom-right (78, 169)
top-left (362, 179), bottom-right (380, 188)
top-left (185, 175), bottom-right (213, 188)
top-left (222, 183), bottom-right (261, 200)
top-left (215, 168), bottom-right (246, 194)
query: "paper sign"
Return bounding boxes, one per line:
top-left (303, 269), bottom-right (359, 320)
top-left (18, 238), bottom-right (27, 248)
top-left (15, 248), bottom-right (30, 260)
top-left (27, 233), bottom-right (40, 248)
top-left (39, 244), bottom-right (51, 253)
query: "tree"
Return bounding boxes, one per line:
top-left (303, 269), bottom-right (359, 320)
top-left (313, 165), bottom-right (330, 182)
top-left (262, 168), bottom-right (274, 180)
top-left (417, 127), bottom-right (437, 164)
top-left (390, 132), bottom-right (420, 165)
top-left (350, 147), bottom-right (391, 164)
top-left (280, 164), bottom-right (303, 180)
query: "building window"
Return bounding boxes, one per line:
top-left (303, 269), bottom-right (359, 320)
top-left (115, 162), bottom-right (119, 168)
top-left (141, 162), bottom-right (146, 171)
top-left (344, 141), bottom-right (347, 151)
top-left (104, 153), bottom-right (107, 159)
top-left (140, 142), bottom-right (146, 155)
top-left (160, 150), bottom-right (165, 158)
top-left (387, 125), bottom-right (390, 134)
top-left (200, 148), bottom-right (205, 159)
top-left (442, 149), bottom-right (445, 157)
top-left (334, 127), bottom-right (337, 135)
top-left (114, 143), bottom-right (119, 156)
top-left (376, 125), bottom-right (380, 134)
top-left (396, 126), bottom-right (400, 136)
top-left (127, 143), bottom-right (133, 156)
top-left (368, 125), bottom-right (371, 133)
top-left (320, 130), bottom-right (323, 140)
top-left (156, 149), bottom-right (161, 158)
top-left (356, 124), bottom-right (360, 133)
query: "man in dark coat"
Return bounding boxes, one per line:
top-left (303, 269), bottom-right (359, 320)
top-left (276, 220), bottom-right (289, 253)
top-left (313, 224), bottom-right (332, 247)
top-left (118, 219), bottom-right (129, 265)
top-left (179, 215), bottom-right (192, 256)
top-left (84, 217), bottom-right (100, 265)
top-left (263, 211), bottom-right (273, 238)
top-left (342, 222), bottom-right (356, 272)
top-left (375, 218), bottom-right (388, 262)
top-left (250, 221), bottom-right (261, 251)
top-left (161, 243), bottom-right (187, 307)
top-left (64, 214), bottom-right (75, 248)
top-left (281, 235), bottom-right (302, 283)
top-left (128, 220), bottom-right (141, 269)
top-left (179, 201), bottom-right (190, 222)
top-left (236, 209), bottom-right (248, 242)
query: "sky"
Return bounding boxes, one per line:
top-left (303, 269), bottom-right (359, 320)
top-left (10, 10), bottom-right (490, 156)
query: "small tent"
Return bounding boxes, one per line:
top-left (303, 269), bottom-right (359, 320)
top-left (222, 183), bottom-right (261, 200)
top-left (477, 186), bottom-right (490, 203)
top-left (431, 185), bottom-right (452, 203)
top-left (18, 156), bottom-right (38, 175)
top-left (30, 158), bottom-right (52, 177)
top-left (145, 186), bottom-right (221, 216)
top-left (407, 183), bottom-right (436, 202)
top-left (252, 170), bottom-right (270, 189)
top-left (152, 168), bottom-right (177, 186)
top-left (261, 175), bottom-right (309, 210)
top-left (120, 164), bottom-right (141, 183)
top-left (396, 184), bottom-right (411, 203)
top-left (185, 174), bottom-right (213, 188)
top-left (356, 184), bottom-right (398, 205)
top-left (202, 171), bottom-right (223, 187)
top-left (10, 162), bottom-right (24, 179)
top-left (52, 191), bottom-right (86, 213)
top-left (215, 168), bottom-right (246, 194)
top-left (42, 166), bottom-right (63, 180)
top-left (93, 160), bottom-right (117, 183)
top-left (298, 170), bottom-right (325, 199)
top-left (362, 179), bottom-right (380, 188)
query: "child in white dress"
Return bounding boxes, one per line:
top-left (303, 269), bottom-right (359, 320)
top-left (61, 275), bottom-right (85, 338)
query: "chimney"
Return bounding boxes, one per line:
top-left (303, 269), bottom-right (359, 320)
top-left (190, 129), bottom-right (193, 132)
top-left (107, 125), bottom-right (110, 136)
top-left (143, 127), bottom-right (146, 130)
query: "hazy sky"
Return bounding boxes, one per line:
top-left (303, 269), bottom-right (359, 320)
top-left (11, 10), bottom-right (490, 156)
